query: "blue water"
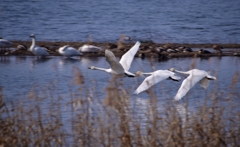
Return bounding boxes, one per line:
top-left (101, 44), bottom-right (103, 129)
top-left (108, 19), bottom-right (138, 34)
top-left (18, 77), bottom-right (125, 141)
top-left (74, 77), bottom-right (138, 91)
top-left (0, 56), bottom-right (239, 145)
top-left (0, 56), bottom-right (239, 104)
top-left (1, 0), bottom-right (240, 43)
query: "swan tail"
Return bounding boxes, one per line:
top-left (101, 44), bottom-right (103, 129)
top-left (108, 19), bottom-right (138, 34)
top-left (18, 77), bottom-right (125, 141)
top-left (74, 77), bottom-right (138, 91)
top-left (124, 71), bottom-right (135, 77)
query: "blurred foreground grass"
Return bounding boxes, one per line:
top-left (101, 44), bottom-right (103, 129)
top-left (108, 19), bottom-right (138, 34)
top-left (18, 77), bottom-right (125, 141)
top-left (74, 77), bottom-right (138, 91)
top-left (0, 68), bottom-right (239, 147)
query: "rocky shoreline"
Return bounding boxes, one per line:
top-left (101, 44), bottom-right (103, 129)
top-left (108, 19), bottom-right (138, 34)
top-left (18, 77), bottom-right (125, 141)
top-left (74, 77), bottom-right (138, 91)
top-left (1, 40), bottom-right (240, 59)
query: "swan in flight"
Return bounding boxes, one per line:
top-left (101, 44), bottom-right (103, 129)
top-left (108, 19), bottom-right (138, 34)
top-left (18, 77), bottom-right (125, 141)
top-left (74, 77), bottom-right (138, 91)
top-left (78, 44), bottom-right (102, 53)
top-left (88, 41), bottom-right (141, 77)
top-left (29, 34), bottom-right (49, 57)
top-left (169, 68), bottom-right (217, 101)
top-left (134, 70), bottom-right (181, 94)
top-left (58, 45), bottom-right (82, 58)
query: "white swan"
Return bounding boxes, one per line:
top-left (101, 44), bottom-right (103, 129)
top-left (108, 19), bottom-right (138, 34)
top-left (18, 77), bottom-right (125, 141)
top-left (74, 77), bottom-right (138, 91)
top-left (169, 68), bottom-right (217, 101)
top-left (78, 44), bottom-right (102, 53)
top-left (88, 41), bottom-right (141, 77)
top-left (58, 45), bottom-right (82, 58)
top-left (0, 38), bottom-right (13, 48)
top-left (29, 34), bottom-right (49, 57)
top-left (134, 70), bottom-right (181, 94)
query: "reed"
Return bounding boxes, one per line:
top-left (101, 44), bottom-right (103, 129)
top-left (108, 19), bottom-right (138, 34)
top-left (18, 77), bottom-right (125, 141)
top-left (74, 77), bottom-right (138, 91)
top-left (0, 68), bottom-right (239, 147)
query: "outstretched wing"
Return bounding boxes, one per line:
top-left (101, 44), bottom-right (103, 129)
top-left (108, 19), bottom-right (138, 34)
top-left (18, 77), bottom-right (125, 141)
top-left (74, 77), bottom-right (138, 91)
top-left (105, 50), bottom-right (125, 74)
top-left (174, 73), bottom-right (205, 101)
top-left (199, 78), bottom-right (209, 89)
top-left (199, 73), bottom-right (216, 89)
top-left (134, 70), bottom-right (170, 94)
top-left (119, 41), bottom-right (141, 71)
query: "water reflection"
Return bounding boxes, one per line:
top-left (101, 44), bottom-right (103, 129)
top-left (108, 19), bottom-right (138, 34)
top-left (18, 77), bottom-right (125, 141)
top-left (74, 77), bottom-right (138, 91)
top-left (59, 57), bottom-right (81, 65)
top-left (0, 56), bottom-right (10, 64)
top-left (0, 56), bottom-right (239, 124)
top-left (174, 103), bottom-right (189, 127)
top-left (80, 57), bottom-right (105, 67)
top-left (31, 57), bottom-right (52, 66)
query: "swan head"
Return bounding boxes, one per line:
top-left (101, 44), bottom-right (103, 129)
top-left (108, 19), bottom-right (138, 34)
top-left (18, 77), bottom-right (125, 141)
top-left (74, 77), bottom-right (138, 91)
top-left (168, 68), bottom-right (175, 72)
top-left (17, 44), bottom-right (27, 50)
top-left (134, 71), bottom-right (144, 76)
top-left (88, 66), bottom-right (96, 70)
top-left (30, 34), bottom-right (35, 38)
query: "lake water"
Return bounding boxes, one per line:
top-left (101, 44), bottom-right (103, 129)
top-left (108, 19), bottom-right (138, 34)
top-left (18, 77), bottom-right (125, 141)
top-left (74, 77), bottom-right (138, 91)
top-left (0, 55), bottom-right (239, 112)
top-left (0, 55), bottom-right (240, 145)
top-left (1, 0), bottom-right (240, 43)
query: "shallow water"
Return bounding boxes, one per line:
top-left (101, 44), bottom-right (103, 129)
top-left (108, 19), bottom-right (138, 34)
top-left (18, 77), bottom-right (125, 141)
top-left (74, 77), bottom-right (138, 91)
top-left (0, 55), bottom-right (239, 104)
top-left (1, 0), bottom-right (240, 43)
top-left (0, 56), bottom-right (240, 144)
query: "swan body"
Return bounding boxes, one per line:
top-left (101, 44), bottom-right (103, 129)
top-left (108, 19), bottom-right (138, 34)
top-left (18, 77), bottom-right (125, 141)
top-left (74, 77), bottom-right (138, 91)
top-left (88, 41), bottom-right (141, 77)
top-left (78, 44), bottom-right (102, 53)
top-left (169, 68), bottom-right (216, 101)
top-left (134, 70), bottom-right (181, 94)
top-left (58, 45), bottom-right (82, 58)
top-left (0, 38), bottom-right (13, 48)
top-left (29, 34), bottom-right (49, 57)
top-left (17, 44), bottom-right (27, 50)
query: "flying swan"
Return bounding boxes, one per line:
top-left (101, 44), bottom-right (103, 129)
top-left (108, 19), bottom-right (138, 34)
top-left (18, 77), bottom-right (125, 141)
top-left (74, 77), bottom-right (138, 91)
top-left (29, 34), bottom-right (49, 57)
top-left (58, 45), bottom-right (82, 58)
top-left (134, 70), bottom-right (181, 94)
top-left (169, 68), bottom-right (217, 101)
top-left (88, 41), bottom-right (141, 77)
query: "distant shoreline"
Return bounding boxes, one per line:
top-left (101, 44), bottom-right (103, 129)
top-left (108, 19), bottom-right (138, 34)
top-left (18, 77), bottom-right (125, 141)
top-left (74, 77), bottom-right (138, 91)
top-left (1, 40), bottom-right (240, 58)
top-left (10, 40), bottom-right (240, 48)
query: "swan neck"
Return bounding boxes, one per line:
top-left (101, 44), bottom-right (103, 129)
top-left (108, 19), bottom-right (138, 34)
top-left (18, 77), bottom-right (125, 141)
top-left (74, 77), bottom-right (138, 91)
top-left (30, 37), bottom-right (36, 50)
top-left (141, 72), bottom-right (153, 76)
top-left (94, 67), bottom-right (108, 72)
top-left (174, 70), bottom-right (189, 75)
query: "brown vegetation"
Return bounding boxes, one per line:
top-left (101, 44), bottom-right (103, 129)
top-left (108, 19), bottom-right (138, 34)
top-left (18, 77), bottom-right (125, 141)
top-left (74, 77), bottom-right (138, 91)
top-left (0, 66), bottom-right (239, 147)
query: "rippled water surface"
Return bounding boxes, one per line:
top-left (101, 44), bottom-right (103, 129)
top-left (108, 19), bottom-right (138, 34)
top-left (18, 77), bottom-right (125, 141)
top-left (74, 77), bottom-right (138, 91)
top-left (0, 56), bottom-right (239, 102)
top-left (1, 0), bottom-right (240, 43)
top-left (0, 56), bottom-right (240, 142)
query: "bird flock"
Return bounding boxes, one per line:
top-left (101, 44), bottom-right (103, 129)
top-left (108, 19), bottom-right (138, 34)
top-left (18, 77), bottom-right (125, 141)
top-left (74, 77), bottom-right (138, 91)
top-left (1, 34), bottom-right (217, 101)
top-left (87, 40), bottom-right (217, 101)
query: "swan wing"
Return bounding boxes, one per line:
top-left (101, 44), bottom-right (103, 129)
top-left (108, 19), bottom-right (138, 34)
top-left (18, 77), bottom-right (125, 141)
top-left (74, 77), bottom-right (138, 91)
top-left (174, 73), bottom-right (205, 101)
top-left (169, 72), bottom-right (181, 81)
top-left (119, 41), bottom-right (141, 71)
top-left (67, 47), bottom-right (82, 55)
top-left (199, 78), bottom-right (209, 89)
top-left (79, 45), bottom-right (101, 52)
top-left (0, 39), bottom-right (13, 48)
top-left (134, 70), bottom-right (170, 94)
top-left (34, 46), bottom-right (49, 56)
top-left (105, 50), bottom-right (125, 74)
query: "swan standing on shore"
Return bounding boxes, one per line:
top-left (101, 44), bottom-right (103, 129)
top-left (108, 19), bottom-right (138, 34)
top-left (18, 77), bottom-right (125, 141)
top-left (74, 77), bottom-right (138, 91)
top-left (134, 70), bottom-right (181, 94)
top-left (29, 34), bottom-right (49, 57)
top-left (58, 45), bottom-right (82, 58)
top-left (88, 41), bottom-right (141, 77)
top-left (169, 68), bottom-right (217, 101)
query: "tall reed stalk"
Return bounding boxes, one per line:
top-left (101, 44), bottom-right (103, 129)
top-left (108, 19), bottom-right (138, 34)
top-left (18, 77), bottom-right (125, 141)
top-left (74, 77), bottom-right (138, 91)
top-left (0, 68), bottom-right (239, 147)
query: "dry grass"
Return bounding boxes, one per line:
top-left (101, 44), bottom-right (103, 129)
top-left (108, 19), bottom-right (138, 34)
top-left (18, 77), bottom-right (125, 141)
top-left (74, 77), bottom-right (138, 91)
top-left (0, 68), bottom-right (240, 147)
